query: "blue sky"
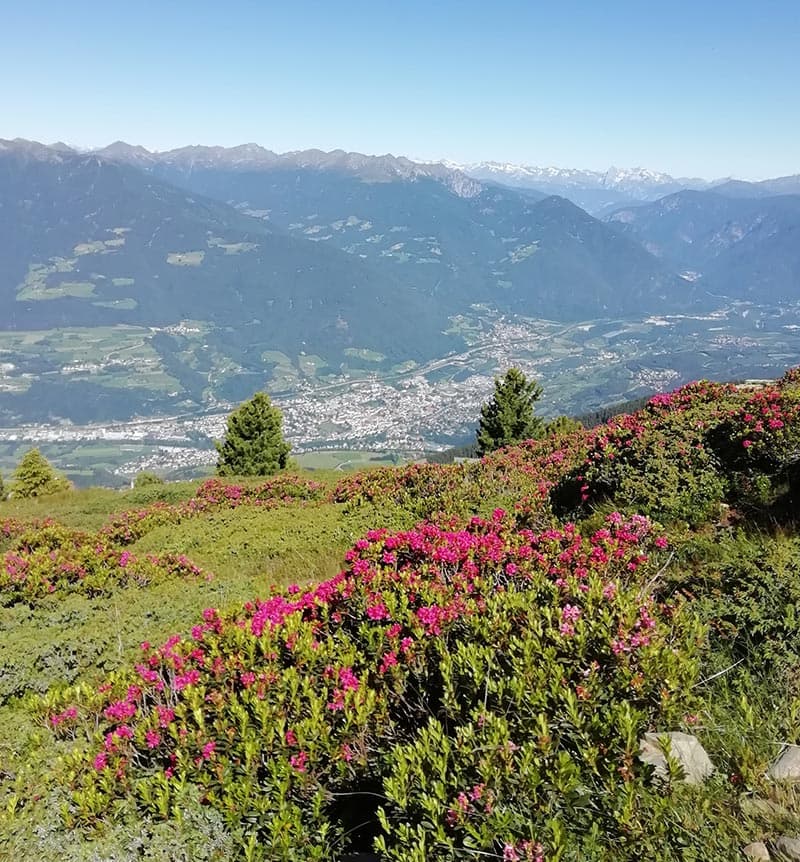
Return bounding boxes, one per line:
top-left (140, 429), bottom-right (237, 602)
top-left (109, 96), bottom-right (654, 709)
top-left (2, 0), bottom-right (798, 179)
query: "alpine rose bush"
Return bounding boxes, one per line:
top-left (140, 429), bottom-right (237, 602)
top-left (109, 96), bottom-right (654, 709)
top-left (49, 512), bottom-right (702, 860)
top-left (0, 522), bottom-right (208, 605)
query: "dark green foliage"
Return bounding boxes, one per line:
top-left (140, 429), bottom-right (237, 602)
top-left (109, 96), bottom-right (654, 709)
top-left (215, 392), bottom-right (291, 477)
top-left (545, 414), bottom-right (583, 436)
top-left (0, 470), bottom-right (5, 501)
top-left (423, 441), bottom-right (479, 464)
top-left (133, 470), bottom-right (165, 488)
top-left (552, 382), bottom-right (733, 527)
top-left (673, 530), bottom-right (800, 672)
top-left (10, 449), bottom-right (70, 498)
top-left (708, 381), bottom-right (800, 519)
top-left (476, 368), bottom-right (544, 455)
top-left (574, 395), bottom-right (653, 428)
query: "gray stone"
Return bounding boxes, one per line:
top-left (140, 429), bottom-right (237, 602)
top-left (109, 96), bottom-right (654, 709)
top-left (743, 842), bottom-right (770, 861)
top-left (768, 746), bottom-right (800, 781)
top-left (638, 731), bottom-right (715, 784)
top-left (773, 837), bottom-right (800, 861)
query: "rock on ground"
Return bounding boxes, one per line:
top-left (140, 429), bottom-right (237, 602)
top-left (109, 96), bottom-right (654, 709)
top-left (638, 731), bottom-right (715, 784)
top-left (773, 836), bottom-right (800, 861)
top-left (768, 746), bottom-right (800, 781)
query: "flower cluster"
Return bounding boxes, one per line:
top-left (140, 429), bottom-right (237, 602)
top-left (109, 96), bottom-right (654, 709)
top-left (553, 380), bottom-right (740, 525)
top-left (0, 521), bottom-right (209, 605)
top-left (51, 510), bottom-right (699, 859)
top-left (102, 475), bottom-right (326, 545)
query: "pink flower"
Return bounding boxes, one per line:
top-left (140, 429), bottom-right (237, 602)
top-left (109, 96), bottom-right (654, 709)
top-left (200, 741), bottom-right (216, 760)
top-left (157, 706), bottom-right (175, 727)
top-left (93, 751), bottom-right (108, 771)
top-left (379, 651), bottom-right (398, 673)
top-left (145, 729), bottom-right (161, 749)
top-left (104, 700), bottom-right (136, 722)
top-left (366, 601), bottom-right (390, 621)
top-left (290, 751), bottom-right (308, 772)
top-left (173, 669), bottom-right (201, 691)
top-left (338, 667), bottom-right (360, 691)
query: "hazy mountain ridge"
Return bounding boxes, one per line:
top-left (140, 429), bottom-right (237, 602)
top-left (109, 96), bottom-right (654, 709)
top-left (443, 158), bottom-right (717, 215)
top-left (74, 140), bottom-right (486, 199)
top-left (607, 189), bottom-right (800, 298)
top-left (0, 137), bottom-right (797, 431)
top-left (0, 137), bottom-right (683, 321)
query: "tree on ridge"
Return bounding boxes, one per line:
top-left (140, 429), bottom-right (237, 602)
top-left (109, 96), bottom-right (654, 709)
top-left (215, 391), bottom-right (291, 476)
top-left (11, 448), bottom-right (71, 498)
top-left (476, 368), bottom-right (544, 455)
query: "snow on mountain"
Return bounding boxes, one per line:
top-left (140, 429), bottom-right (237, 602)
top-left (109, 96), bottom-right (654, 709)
top-left (443, 160), bottom-right (711, 200)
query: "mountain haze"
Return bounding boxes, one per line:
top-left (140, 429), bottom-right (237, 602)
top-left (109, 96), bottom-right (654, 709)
top-left (445, 159), bottom-right (715, 215)
top-left (0, 137), bottom-right (798, 432)
top-left (607, 189), bottom-right (800, 298)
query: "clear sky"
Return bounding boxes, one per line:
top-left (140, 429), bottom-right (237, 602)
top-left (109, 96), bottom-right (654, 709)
top-left (2, 0), bottom-right (798, 179)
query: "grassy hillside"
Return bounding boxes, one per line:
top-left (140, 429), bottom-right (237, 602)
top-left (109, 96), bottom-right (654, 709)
top-left (3, 374), bottom-right (800, 860)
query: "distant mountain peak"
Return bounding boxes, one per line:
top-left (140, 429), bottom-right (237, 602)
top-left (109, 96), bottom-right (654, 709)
top-left (448, 159), bottom-right (709, 189)
top-left (91, 141), bottom-right (485, 199)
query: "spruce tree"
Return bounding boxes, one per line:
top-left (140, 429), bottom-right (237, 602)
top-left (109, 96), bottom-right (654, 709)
top-left (11, 449), bottom-right (71, 498)
top-left (215, 391), bottom-right (291, 476)
top-left (0, 470), bottom-right (5, 501)
top-left (476, 368), bottom-right (544, 455)
top-left (545, 415), bottom-right (583, 436)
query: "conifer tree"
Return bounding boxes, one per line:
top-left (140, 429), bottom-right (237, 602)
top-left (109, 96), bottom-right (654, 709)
top-left (133, 470), bottom-right (165, 488)
top-left (11, 449), bottom-right (71, 498)
top-left (0, 470), bottom-right (5, 501)
top-left (215, 391), bottom-right (291, 476)
top-left (476, 368), bottom-right (544, 455)
top-left (545, 415), bottom-right (583, 436)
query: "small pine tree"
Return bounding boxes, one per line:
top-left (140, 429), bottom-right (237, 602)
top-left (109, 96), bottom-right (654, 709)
top-left (0, 470), bottom-right (5, 502)
top-left (10, 449), bottom-right (71, 498)
top-left (476, 368), bottom-right (544, 455)
top-left (545, 415), bottom-right (584, 436)
top-left (215, 391), bottom-right (291, 476)
top-left (133, 470), bottom-right (165, 488)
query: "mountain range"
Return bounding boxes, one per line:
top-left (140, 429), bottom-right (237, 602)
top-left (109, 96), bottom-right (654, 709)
top-left (0, 138), bottom-right (691, 335)
top-left (0, 137), bottom-right (798, 427)
top-left (443, 160), bottom-right (715, 215)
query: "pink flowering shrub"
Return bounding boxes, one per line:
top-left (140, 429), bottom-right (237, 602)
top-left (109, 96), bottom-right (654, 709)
top-left (553, 381), bottom-right (736, 526)
top-left (102, 475), bottom-right (326, 546)
top-left (332, 432), bottom-right (588, 525)
top-left (0, 522), bottom-right (209, 605)
top-left (710, 376), bottom-right (800, 513)
top-left (50, 512), bottom-right (701, 860)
